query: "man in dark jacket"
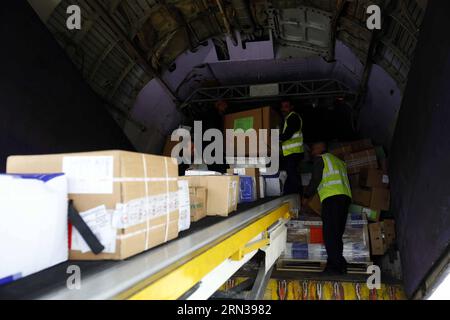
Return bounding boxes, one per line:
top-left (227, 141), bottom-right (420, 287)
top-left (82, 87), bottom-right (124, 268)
top-left (280, 100), bottom-right (304, 195)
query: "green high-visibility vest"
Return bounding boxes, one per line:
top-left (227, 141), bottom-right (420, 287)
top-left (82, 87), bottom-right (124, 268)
top-left (282, 112), bottom-right (304, 156)
top-left (317, 153), bottom-right (352, 202)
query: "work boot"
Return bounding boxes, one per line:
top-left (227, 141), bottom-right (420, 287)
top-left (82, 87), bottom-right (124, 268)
top-left (322, 265), bottom-right (343, 275)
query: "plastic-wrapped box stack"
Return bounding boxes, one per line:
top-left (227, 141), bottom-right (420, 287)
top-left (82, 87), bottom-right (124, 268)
top-left (283, 213), bottom-right (371, 263)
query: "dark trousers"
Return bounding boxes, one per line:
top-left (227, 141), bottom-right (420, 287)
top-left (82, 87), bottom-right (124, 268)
top-left (282, 153), bottom-right (303, 196)
top-left (321, 195), bottom-right (351, 271)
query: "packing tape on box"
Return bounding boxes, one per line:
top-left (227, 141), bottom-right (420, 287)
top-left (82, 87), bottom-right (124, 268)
top-left (116, 221), bottom-right (174, 241)
top-left (164, 157), bottom-right (170, 243)
top-left (142, 154), bottom-right (151, 251)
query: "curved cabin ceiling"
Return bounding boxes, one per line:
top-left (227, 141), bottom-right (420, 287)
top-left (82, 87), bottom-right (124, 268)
top-left (29, 0), bottom-right (427, 149)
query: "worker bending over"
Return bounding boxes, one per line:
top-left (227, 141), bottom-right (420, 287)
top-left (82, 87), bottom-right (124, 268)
top-left (280, 100), bottom-right (304, 195)
top-left (303, 142), bottom-right (352, 274)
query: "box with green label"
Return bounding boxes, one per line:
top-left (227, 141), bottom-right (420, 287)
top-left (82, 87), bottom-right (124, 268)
top-left (224, 106), bottom-right (281, 157)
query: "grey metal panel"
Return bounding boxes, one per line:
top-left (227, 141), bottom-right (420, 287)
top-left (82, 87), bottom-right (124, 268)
top-left (389, 0), bottom-right (450, 297)
top-left (38, 196), bottom-right (296, 300)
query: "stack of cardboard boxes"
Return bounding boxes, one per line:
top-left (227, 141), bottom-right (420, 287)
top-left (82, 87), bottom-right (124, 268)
top-left (163, 106), bottom-right (283, 202)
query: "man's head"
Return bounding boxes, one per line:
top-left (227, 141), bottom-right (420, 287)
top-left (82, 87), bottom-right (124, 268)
top-left (310, 142), bottom-right (327, 157)
top-left (281, 100), bottom-right (294, 117)
top-left (214, 100), bottom-right (228, 115)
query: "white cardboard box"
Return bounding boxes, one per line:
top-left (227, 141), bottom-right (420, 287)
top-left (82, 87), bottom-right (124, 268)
top-left (0, 174), bottom-right (68, 284)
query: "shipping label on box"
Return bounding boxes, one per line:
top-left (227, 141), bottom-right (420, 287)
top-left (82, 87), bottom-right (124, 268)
top-left (71, 205), bottom-right (117, 254)
top-left (62, 156), bottom-right (114, 194)
top-left (177, 180), bottom-right (191, 232)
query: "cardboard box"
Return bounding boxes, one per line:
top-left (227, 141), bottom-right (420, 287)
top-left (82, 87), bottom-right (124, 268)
top-left (0, 174), bottom-right (68, 284)
top-left (189, 187), bottom-right (207, 222)
top-left (348, 139), bottom-right (373, 153)
top-left (349, 204), bottom-right (380, 222)
top-left (307, 194), bottom-right (322, 215)
top-left (330, 145), bottom-right (352, 160)
top-left (224, 106), bottom-right (280, 157)
top-left (369, 223), bottom-right (386, 255)
top-left (352, 188), bottom-right (372, 207)
top-left (180, 175), bottom-right (239, 216)
top-left (369, 220), bottom-right (396, 256)
top-left (370, 187), bottom-right (390, 211)
top-left (344, 149), bottom-right (378, 175)
top-left (383, 219), bottom-right (396, 245)
top-left (7, 150), bottom-right (179, 260)
top-left (227, 167), bottom-right (260, 199)
top-left (360, 168), bottom-right (389, 188)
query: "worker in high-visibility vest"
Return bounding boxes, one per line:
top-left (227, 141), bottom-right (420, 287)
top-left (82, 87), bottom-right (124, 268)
top-left (303, 142), bottom-right (352, 274)
top-left (280, 100), bottom-right (304, 195)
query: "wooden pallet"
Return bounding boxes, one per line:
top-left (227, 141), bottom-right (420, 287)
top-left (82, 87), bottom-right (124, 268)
top-left (277, 258), bottom-right (373, 275)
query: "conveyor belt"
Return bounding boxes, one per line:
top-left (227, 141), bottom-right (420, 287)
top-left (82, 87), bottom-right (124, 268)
top-left (0, 196), bottom-right (294, 300)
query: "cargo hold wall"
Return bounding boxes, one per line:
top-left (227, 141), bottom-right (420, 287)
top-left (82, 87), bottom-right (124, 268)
top-left (390, 1), bottom-right (450, 297)
top-left (0, 1), bottom-right (133, 172)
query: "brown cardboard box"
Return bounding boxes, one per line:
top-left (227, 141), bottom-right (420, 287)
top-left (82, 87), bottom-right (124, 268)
top-left (368, 220), bottom-right (396, 255)
top-left (180, 175), bottom-right (239, 216)
top-left (307, 194), bottom-right (322, 215)
top-left (330, 145), bottom-right (352, 160)
top-left (224, 106), bottom-right (280, 157)
top-left (383, 219), bottom-right (396, 245)
top-left (360, 168), bottom-right (389, 188)
top-left (351, 188), bottom-right (372, 207)
top-left (189, 187), bottom-right (207, 222)
top-left (370, 187), bottom-right (390, 211)
top-left (369, 223), bottom-right (386, 255)
top-left (227, 167), bottom-right (260, 199)
top-left (348, 139), bottom-right (373, 153)
top-left (344, 149), bottom-right (378, 174)
top-left (7, 150), bottom-right (179, 260)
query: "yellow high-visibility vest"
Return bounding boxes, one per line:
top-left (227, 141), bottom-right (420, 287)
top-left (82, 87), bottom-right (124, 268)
top-left (282, 112), bottom-right (304, 156)
top-left (317, 153), bottom-right (352, 202)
